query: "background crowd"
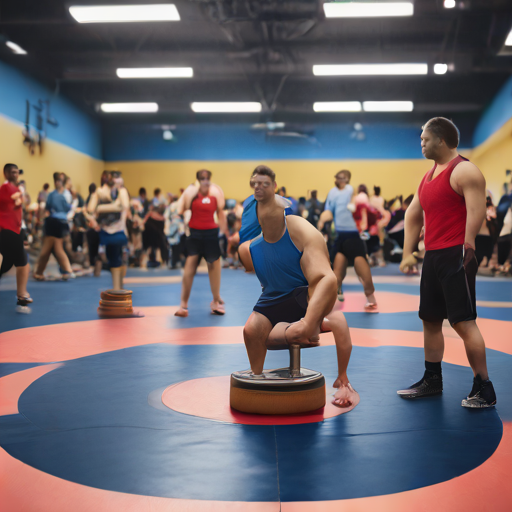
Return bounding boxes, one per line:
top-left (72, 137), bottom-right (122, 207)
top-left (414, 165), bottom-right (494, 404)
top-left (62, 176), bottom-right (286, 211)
top-left (6, 168), bottom-right (512, 281)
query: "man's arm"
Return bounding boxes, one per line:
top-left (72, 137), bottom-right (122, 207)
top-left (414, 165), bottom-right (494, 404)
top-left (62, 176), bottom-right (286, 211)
top-left (454, 162), bottom-right (486, 248)
top-left (317, 209), bottom-right (333, 232)
top-left (399, 189), bottom-right (424, 273)
top-left (288, 216), bottom-right (337, 337)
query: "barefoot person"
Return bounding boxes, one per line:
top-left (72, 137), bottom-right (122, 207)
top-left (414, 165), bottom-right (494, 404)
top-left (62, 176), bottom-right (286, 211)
top-left (318, 170), bottom-right (377, 309)
top-left (397, 117), bottom-right (496, 408)
top-left (0, 163), bottom-right (32, 310)
top-left (239, 165), bottom-right (357, 407)
top-left (175, 170), bottom-right (229, 317)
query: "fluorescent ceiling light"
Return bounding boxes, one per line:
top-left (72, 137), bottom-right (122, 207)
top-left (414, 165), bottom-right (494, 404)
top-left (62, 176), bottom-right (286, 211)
top-left (117, 67), bottom-right (193, 79)
top-left (313, 63), bottom-right (428, 76)
top-left (444, 0), bottom-right (456, 8)
top-left (363, 101), bottom-right (413, 112)
top-left (100, 103), bottom-right (159, 113)
top-left (191, 102), bottom-right (262, 113)
top-left (324, 2), bottom-right (413, 18)
top-left (313, 102), bottom-right (362, 112)
top-left (434, 63), bottom-right (448, 75)
top-left (6, 41), bottom-right (27, 55)
top-left (506, 30), bottom-right (512, 46)
top-left (69, 4), bottom-right (180, 23)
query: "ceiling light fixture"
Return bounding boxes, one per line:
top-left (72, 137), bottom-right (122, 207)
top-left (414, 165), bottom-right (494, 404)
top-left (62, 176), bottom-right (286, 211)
top-left (363, 101), bottom-right (414, 112)
top-left (5, 41), bottom-right (27, 55)
top-left (69, 4), bottom-right (180, 23)
top-left (117, 67), bottom-right (193, 79)
top-left (313, 63), bottom-right (428, 76)
top-left (323, 2), bottom-right (413, 18)
top-left (506, 30), bottom-right (512, 46)
top-left (313, 102), bottom-right (362, 112)
top-left (100, 103), bottom-right (159, 113)
top-left (434, 63), bottom-right (448, 75)
top-left (444, 0), bottom-right (456, 8)
top-left (191, 102), bottom-right (262, 113)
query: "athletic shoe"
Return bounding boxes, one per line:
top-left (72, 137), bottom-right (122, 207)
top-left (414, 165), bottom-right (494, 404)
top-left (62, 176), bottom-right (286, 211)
top-left (461, 375), bottom-right (496, 408)
top-left (397, 371), bottom-right (443, 399)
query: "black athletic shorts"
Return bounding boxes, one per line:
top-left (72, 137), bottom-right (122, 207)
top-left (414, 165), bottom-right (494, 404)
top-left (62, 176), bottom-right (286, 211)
top-left (334, 231), bottom-right (367, 260)
top-left (0, 228), bottom-right (28, 276)
top-left (44, 217), bottom-right (69, 239)
top-left (419, 244), bottom-right (477, 326)
top-left (186, 228), bottom-right (221, 263)
top-left (253, 286), bottom-right (308, 327)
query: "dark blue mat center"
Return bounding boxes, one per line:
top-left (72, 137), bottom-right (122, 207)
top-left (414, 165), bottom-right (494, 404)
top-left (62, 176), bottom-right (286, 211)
top-left (0, 343), bottom-right (503, 502)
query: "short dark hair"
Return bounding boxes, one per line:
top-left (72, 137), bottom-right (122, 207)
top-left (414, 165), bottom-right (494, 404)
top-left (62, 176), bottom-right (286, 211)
top-left (3, 163), bottom-right (17, 174)
top-left (100, 171), bottom-right (110, 185)
top-left (53, 172), bottom-right (62, 183)
top-left (374, 186), bottom-right (381, 196)
top-left (196, 169), bottom-right (212, 180)
top-left (43, 183), bottom-right (50, 190)
top-left (336, 169), bottom-right (352, 182)
top-left (358, 184), bottom-right (368, 195)
top-left (251, 165), bottom-right (276, 182)
top-left (154, 188), bottom-right (161, 196)
top-left (89, 183), bottom-right (97, 194)
top-left (423, 117), bottom-right (459, 149)
top-left (139, 187), bottom-right (146, 196)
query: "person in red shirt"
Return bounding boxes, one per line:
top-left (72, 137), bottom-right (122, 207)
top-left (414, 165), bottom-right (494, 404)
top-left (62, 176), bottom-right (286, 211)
top-left (0, 163), bottom-right (31, 308)
top-left (175, 169), bottom-right (228, 317)
top-left (397, 117), bottom-right (496, 408)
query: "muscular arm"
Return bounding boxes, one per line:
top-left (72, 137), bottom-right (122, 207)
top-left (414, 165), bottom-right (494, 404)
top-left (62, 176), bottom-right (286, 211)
top-left (454, 163), bottom-right (486, 247)
top-left (402, 190), bottom-right (424, 257)
top-left (288, 216), bottom-right (337, 336)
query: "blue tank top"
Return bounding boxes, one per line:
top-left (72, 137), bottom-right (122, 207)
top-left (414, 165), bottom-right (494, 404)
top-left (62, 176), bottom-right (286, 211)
top-left (250, 216), bottom-right (308, 306)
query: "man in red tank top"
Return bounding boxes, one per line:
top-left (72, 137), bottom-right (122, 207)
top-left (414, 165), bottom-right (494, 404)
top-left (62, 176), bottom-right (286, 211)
top-left (0, 163), bottom-right (32, 310)
top-left (397, 117), bottom-right (496, 408)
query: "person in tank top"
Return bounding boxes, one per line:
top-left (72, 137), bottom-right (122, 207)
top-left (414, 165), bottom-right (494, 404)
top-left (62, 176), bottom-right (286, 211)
top-left (88, 171), bottom-right (130, 291)
top-left (238, 165), bottom-right (358, 408)
top-left (397, 117), bottom-right (496, 409)
top-left (174, 169), bottom-right (229, 317)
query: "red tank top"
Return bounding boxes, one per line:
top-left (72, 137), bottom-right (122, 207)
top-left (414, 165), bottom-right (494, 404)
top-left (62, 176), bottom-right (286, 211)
top-left (188, 192), bottom-right (218, 230)
top-left (418, 155), bottom-right (468, 251)
top-left (0, 182), bottom-right (22, 234)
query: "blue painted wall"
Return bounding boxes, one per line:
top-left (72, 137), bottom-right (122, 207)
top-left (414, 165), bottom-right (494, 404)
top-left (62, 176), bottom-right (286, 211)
top-left (473, 76), bottom-right (512, 148)
top-left (104, 121), bottom-right (473, 162)
top-left (0, 60), bottom-right (102, 160)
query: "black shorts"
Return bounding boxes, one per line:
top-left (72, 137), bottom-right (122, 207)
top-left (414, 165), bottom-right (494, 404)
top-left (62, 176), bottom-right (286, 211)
top-left (419, 245), bottom-right (477, 326)
top-left (0, 229), bottom-right (28, 276)
top-left (44, 217), bottom-right (69, 239)
top-left (334, 231), bottom-right (367, 260)
top-left (253, 286), bottom-right (308, 327)
top-left (186, 228), bottom-right (221, 264)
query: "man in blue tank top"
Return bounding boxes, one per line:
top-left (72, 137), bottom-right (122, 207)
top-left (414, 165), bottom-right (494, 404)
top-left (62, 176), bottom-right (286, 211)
top-left (238, 165), bottom-right (358, 408)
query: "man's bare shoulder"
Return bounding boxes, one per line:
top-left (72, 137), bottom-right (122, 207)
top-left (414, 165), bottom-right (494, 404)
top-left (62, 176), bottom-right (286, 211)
top-left (286, 215), bottom-right (324, 248)
top-left (452, 160), bottom-right (485, 189)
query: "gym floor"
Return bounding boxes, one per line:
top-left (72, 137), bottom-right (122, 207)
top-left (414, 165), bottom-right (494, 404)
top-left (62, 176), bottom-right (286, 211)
top-left (1, 265), bottom-right (511, 511)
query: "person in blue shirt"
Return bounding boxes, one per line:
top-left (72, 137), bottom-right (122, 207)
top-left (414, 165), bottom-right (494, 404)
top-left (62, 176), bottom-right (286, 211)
top-left (238, 165), bottom-right (358, 408)
top-left (33, 172), bottom-right (74, 280)
top-left (319, 170), bottom-right (377, 309)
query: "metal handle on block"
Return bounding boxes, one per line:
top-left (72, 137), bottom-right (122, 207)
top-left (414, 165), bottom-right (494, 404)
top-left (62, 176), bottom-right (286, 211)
top-left (289, 344), bottom-right (301, 377)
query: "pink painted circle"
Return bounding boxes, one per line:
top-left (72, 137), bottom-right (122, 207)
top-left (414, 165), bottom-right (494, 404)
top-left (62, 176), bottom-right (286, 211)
top-left (161, 375), bottom-right (356, 425)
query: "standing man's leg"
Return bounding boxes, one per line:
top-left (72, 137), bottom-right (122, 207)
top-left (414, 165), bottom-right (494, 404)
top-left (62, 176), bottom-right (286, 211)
top-left (353, 256), bottom-right (377, 306)
top-left (16, 263), bottom-right (30, 299)
top-left (34, 236), bottom-right (55, 277)
top-left (175, 254), bottom-right (200, 316)
top-left (53, 238), bottom-right (73, 275)
top-left (207, 258), bottom-right (224, 313)
top-left (452, 320), bottom-right (488, 379)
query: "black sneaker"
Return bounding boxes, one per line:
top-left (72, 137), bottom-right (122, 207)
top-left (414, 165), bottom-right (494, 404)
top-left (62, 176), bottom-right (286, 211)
top-left (397, 371), bottom-right (443, 399)
top-left (461, 375), bottom-right (496, 408)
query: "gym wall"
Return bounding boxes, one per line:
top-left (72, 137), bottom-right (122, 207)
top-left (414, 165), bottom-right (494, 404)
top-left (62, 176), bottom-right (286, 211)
top-left (0, 60), bottom-right (103, 202)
